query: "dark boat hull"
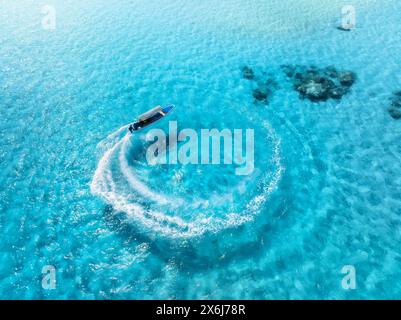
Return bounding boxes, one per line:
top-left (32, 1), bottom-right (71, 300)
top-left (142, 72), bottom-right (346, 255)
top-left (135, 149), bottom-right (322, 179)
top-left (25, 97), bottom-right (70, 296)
top-left (129, 105), bottom-right (174, 133)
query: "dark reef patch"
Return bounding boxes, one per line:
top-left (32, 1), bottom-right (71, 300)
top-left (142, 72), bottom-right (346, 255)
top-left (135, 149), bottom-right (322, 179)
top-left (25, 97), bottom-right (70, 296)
top-left (388, 91), bottom-right (401, 119)
top-left (252, 87), bottom-right (269, 102)
top-left (252, 79), bottom-right (277, 104)
top-left (241, 66), bottom-right (277, 104)
top-left (281, 65), bottom-right (356, 102)
top-left (241, 66), bottom-right (255, 80)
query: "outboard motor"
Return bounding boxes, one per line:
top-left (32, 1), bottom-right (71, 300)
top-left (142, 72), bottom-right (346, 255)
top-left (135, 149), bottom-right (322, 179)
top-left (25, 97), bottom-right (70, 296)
top-left (128, 122), bottom-right (140, 133)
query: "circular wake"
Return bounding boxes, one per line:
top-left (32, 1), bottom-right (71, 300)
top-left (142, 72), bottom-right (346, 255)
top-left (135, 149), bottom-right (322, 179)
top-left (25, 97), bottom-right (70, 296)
top-left (91, 122), bottom-right (284, 238)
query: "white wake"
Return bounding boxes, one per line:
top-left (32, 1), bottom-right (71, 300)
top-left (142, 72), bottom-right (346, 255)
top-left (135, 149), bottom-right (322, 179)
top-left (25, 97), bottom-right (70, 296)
top-left (91, 122), bottom-right (284, 238)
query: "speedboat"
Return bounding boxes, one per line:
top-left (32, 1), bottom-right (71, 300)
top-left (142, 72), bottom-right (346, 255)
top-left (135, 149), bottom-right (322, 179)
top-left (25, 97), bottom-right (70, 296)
top-left (128, 105), bottom-right (174, 133)
top-left (337, 25), bottom-right (353, 31)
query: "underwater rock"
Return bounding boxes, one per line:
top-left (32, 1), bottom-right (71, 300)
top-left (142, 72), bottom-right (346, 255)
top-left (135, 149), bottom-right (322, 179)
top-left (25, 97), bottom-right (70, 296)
top-left (241, 66), bottom-right (278, 104)
top-left (284, 65), bottom-right (356, 102)
top-left (388, 92), bottom-right (401, 119)
top-left (329, 86), bottom-right (348, 100)
top-left (391, 101), bottom-right (401, 109)
top-left (253, 79), bottom-right (276, 103)
top-left (323, 66), bottom-right (339, 78)
top-left (388, 108), bottom-right (401, 119)
top-left (338, 71), bottom-right (356, 87)
top-left (242, 66), bottom-right (255, 80)
top-left (253, 87), bottom-right (269, 102)
top-left (391, 94), bottom-right (401, 109)
top-left (295, 78), bottom-right (332, 102)
top-left (281, 65), bottom-right (296, 78)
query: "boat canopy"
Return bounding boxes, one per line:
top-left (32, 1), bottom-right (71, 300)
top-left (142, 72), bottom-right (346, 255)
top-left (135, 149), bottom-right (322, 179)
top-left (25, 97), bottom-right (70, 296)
top-left (138, 106), bottom-right (163, 121)
top-left (128, 104), bottom-right (174, 133)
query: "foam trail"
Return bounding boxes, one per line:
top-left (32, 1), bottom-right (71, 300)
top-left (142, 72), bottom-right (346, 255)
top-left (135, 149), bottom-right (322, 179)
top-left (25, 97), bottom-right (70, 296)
top-left (246, 121), bottom-right (284, 213)
top-left (118, 134), bottom-right (173, 205)
top-left (91, 126), bottom-right (199, 237)
top-left (91, 138), bottom-right (123, 195)
top-left (91, 122), bottom-right (284, 238)
top-left (96, 124), bottom-right (130, 154)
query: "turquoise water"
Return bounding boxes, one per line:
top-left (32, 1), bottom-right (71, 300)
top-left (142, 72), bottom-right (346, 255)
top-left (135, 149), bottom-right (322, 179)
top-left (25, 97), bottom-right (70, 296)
top-left (1, 0), bottom-right (401, 299)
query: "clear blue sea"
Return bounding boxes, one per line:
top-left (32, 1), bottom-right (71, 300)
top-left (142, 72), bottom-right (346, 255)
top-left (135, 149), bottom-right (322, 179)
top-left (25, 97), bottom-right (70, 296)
top-left (1, 0), bottom-right (401, 299)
